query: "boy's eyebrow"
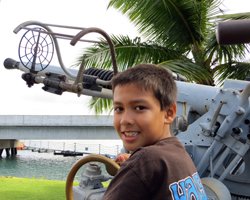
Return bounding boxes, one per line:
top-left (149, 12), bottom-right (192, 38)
top-left (113, 99), bottom-right (149, 105)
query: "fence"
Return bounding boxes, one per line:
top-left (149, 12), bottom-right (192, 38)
top-left (23, 140), bottom-right (123, 156)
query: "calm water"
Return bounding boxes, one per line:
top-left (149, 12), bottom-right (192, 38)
top-left (0, 140), bottom-right (122, 181)
top-left (0, 150), bottom-right (84, 180)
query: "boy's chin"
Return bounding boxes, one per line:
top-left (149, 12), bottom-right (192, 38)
top-left (124, 144), bottom-right (140, 152)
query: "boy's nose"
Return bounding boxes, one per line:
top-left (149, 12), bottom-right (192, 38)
top-left (120, 111), bottom-right (134, 125)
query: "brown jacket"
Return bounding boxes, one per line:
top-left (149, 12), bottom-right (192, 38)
top-left (103, 137), bottom-right (207, 200)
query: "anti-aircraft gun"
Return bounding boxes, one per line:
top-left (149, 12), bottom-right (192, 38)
top-left (3, 20), bottom-right (250, 200)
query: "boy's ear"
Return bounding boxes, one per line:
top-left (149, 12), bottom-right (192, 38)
top-left (164, 103), bottom-right (177, 124)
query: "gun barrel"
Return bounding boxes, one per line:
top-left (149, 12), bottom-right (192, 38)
top-left (4, 58), bottom-right (77, 81)
top-left (217, 19), bottom-right (250, 45)
top-left (176, 81), bottom-right (219, 116)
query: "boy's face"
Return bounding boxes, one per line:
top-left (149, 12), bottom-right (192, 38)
top-left (113, 83), bottom-right (176, 152)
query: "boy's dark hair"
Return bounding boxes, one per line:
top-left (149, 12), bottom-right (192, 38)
top-left (111, 64), bottom-right (177, 110)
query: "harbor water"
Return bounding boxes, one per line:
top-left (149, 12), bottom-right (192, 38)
top-left (0, 140), bottom-right (123, 181)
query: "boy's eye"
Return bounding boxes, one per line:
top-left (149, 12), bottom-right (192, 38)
top-left (114, 106), bottom-right (123, 113)
top-left (135, 106), bottom-right (146, 111)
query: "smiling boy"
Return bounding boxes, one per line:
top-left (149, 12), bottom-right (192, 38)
top-left (103, 64), bottom-right (207, 200)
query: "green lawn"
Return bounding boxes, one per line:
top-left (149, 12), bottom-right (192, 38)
top-left (0, 176), bottom-right (67, 200)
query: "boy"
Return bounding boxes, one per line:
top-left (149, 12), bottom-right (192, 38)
top-left (103, 64), bottom-right (207, 200)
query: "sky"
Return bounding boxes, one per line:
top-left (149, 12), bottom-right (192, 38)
top-left (0, 0), bottom-right (138, 115)
top-left (0, 0), bottom-right (249, 115)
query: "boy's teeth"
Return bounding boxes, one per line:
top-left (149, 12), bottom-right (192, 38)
top-left (124, 132), bottom-right (138, 136)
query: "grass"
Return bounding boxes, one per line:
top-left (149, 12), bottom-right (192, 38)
top-left (0, 176), bottom-right (110, 200)
top-left (0, 176), bottom-right (67, 200)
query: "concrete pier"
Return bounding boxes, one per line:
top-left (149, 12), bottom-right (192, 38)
top-left (0, 140), bottom-right (21, 157)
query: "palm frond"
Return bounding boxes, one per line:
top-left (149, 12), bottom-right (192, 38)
top-left (215, 12), bottom-right (250, 20)
top-left (158, 59), bottom-right (214, 84)
top-left (74, 0), bottom-right (250, 114)
top-left (207, 0), bottom-right (224, 19)
top-left (76, 35), bottom-right (184, 72)
top-left (205, 32), bottom-right (249, 65)
top-left (109, 0), bottom-right (222, 48)
top-left (89, 97), bottom-right (113, 115)
top-left (214, 62), bottom-right (250, 85)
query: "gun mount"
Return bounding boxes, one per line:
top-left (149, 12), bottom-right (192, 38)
top-left (4, 20), bottom-right (250, 199)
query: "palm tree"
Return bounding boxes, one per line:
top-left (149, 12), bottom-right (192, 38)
top-left (75, 0), bottom-right (250, 113)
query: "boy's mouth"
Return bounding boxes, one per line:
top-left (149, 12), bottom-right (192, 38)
top-left (121, 131), bottom-right (139, 145)
top-left (122, 131), bottom-right (139, 137)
